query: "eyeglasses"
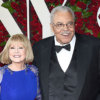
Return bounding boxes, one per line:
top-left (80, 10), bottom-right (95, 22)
top-left (52, 22), bottom-right (74, 30)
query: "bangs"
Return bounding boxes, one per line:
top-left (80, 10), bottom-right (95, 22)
top-left (9, 35), bottom-right (28, 48)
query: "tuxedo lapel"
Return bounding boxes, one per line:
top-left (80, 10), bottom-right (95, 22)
top-left (39, 37), bottom-right (54, 99)
top-left (74, 34), bottom-right (93, 99)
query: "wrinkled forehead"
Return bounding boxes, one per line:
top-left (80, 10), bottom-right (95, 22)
top-left (54, 10), bottom-right (73, 18)
top-left (53, 11), bottom-right (74, 23)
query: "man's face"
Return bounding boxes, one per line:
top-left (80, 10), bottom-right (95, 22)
top-left (51, 11), bottom-right (75, 44)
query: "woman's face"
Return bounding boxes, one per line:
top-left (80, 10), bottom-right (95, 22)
top-left (9, 42), bottom-right (26, 64)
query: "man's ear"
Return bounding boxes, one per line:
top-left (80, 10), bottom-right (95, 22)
top-left (50, 23), bottom-right (54, 33)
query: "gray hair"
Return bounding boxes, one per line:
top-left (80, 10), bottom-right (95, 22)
top-left (50, 6), bottom-right (75, 23)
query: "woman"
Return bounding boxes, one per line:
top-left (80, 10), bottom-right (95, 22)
top-left (0, 34), bottom-right (41, 100)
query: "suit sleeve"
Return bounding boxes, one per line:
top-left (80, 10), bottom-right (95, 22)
top-left (32, 43), bottom-right (38, 66)
top-left (96, 46), bottom-right (100, 100)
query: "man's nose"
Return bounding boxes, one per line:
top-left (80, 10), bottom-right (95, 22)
top-left (63, 24), bottom-right (69, 30)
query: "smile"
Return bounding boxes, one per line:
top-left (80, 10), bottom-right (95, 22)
top-left (13, 55), bottom-right (21, 58)
top-left (60, 31), bottom-right (71, 36)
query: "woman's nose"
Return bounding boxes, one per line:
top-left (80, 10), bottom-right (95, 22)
top-left (15, 48), bottom-right (19, 52)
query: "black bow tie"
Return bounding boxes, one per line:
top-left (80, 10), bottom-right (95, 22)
top-left (55, 44), bottom-right (70, 53)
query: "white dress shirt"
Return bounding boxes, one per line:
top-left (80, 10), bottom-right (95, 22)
top-left (54, 35), bottom-right (76, 72)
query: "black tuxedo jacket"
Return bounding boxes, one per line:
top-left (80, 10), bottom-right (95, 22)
top-left (33, 33), bottom-right (100, 100)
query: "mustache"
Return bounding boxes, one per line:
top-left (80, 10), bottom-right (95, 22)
top-left (60, 31), bottom-right (71, 35)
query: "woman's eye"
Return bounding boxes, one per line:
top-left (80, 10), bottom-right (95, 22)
top-left (19, 47), bottom-right (24, 49)
top-left (10, 47), bottom-right (15, 49)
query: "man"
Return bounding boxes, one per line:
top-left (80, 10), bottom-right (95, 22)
top-left (33, 6), bottom-right (100, 100)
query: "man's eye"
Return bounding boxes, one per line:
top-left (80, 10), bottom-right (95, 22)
top-left (57, 24), bottom-right (63, 27)
top-left (68, 22), bottom-right (74, 26)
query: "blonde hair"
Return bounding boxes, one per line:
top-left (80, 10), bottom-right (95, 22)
top-left (0, 34), bottom-right (34, 64)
